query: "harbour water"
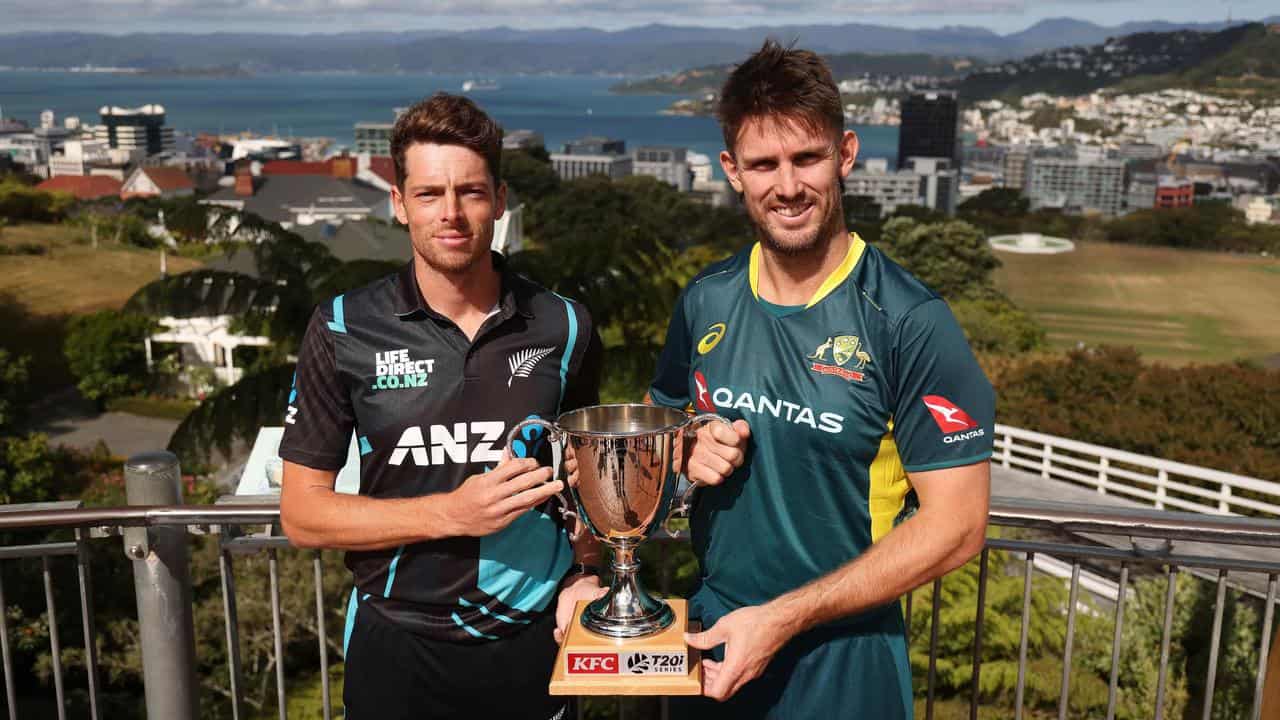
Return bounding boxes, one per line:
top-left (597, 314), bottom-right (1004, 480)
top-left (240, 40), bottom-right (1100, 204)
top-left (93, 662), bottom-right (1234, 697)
top-left (0, 71), bottom-right (901, 173)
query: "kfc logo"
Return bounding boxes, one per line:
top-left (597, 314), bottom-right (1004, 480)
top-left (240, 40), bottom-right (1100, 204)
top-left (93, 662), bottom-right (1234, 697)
top-left (922, 395), bottom-right (978, 432)
top-left (567, 653), bottom-right (618, 675)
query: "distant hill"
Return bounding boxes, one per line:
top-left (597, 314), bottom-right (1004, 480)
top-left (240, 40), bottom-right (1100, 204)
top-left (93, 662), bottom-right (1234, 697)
top-left (1115, 23), bottom-right (1280, 96)
top-left (614, 53), bottom-right (974, 95)
top-left (954, 22), bottom-right (1280, 100)
top-left (0, 18), bottom-right (1275, 75)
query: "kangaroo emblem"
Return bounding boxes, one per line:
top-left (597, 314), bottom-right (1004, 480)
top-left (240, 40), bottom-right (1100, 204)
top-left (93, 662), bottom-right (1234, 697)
top-left (808, 337), bottom-right (834, 361)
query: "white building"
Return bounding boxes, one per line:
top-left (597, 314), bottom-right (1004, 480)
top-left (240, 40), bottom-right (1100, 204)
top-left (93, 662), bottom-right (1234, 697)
top-left (550, 153), bottom-right (632, 181)
top-left (846, 159), bottom-right (921, 217)
top-left (146, 316), bottom-right (271, 390)
top-left (1244, 196), bottom-right (1276, 225)
top-left (632, 146), bottom-right (691, 192)
top-left (1026, 157), bottom-right (1126, 216)
top-left (47, 139), bottom-right (112, 177)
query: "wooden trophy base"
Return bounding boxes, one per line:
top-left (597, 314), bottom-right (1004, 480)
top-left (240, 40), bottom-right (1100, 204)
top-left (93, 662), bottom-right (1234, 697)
top-left (549, 598), bottom-right (702, 696)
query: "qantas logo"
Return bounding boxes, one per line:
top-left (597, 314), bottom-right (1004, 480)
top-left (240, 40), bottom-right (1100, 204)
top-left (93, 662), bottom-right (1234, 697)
top-left (692, 373), bottom-right (844, 434)
top-left (567, 653), bottom-right (618, 674)
top-left (922, 395), bottom-right (977, 431)
top-left (922, 395), bottom-right (985, 444)
top-left (693, 371), bottom-right (715, 412)
top-left (389, 422), bottom-right (505, 466)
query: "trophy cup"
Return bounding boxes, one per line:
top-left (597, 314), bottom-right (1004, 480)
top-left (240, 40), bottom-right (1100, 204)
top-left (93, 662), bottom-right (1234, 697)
top-left (506, 403), bottom-right (728, 694)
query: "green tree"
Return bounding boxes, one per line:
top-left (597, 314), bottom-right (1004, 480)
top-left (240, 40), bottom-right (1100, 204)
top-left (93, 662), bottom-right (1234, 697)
top-left (501, 149), bottom-right (561, 203)
top-left (0, 433), bottom-right (61, 505)
top-left (950, 295), bottom-right (1045, 354)
top-left (0, 349), bottom-right (31, 431)
top-left (878, 217), bottom-right (1002, 300)
top-left (64, 311), bottom-right (156, 404)
top-left (0, 179), bottom-right (76, 222)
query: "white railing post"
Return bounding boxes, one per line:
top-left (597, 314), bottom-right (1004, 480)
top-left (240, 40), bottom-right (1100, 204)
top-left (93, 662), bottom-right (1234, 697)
top-left (1098, 455), bottom-right (1109, 495)
top-left (1219, 483), bottom-right (1233, 514)
top-left (1155, 469), bottom-right (1168, 510)
top-left (1042, 443), bottom-right (1053, 480)
top-left (1003, 431), bottom-right (1012, 468)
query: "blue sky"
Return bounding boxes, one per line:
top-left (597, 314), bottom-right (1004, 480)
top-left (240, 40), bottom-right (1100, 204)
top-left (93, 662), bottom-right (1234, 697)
top-left (1, 0), bottom-right (1273, 34)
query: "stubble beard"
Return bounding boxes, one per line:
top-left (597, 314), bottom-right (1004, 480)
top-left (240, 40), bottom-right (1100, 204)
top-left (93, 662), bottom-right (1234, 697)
top-left (752, 191), bottom-right (844, 259)
top-left (412, 230), bottom-right (492, 277)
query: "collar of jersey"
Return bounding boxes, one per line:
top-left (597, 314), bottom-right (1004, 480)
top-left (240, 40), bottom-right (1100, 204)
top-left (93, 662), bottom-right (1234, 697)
top-left (748, 232), bottom-right (867, 310)
top-left (392, 253), bottom-right (534, 320)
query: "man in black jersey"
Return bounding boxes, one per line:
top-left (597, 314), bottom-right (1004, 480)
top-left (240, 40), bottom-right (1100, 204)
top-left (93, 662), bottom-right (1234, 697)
top-left (279, 93), bottom-right (605, 720)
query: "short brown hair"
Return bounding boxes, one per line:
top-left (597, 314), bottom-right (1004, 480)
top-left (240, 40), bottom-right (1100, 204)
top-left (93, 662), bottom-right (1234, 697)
top-left (717, 40), bottom-right (844, 155)
top-left (390, 93), bottom-right (503, 189)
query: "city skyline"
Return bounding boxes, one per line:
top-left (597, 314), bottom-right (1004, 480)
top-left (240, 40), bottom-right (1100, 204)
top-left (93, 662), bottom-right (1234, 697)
top-left (1, 0), bottom-right (1274, 35)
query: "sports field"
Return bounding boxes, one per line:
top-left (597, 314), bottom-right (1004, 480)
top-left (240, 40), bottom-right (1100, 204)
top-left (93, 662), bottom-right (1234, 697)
top-left (0, 222), bottom-right (204, 387)
top-left (0, 223), bottom-right (202, 315)
top-left (992, 241), bottom-right (1280, 366)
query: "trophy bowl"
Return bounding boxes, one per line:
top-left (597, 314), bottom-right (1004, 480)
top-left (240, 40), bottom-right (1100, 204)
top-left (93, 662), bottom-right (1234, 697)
top-left (508, 403), bottom-right (727, 639)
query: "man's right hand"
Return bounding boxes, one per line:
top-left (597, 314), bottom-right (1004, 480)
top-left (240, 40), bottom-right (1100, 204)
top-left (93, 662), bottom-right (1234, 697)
top-left (686, 419), bottom-right (751, 487)
top-left (442, 458), bottom-right (563, 537)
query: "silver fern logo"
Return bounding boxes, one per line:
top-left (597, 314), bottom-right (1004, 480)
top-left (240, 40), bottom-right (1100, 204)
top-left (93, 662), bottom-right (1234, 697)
top-left (508, 346), bottom-right (556, 387)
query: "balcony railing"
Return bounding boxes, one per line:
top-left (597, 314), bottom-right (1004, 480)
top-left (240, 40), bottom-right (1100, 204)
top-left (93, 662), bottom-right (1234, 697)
top-left (0, 452), bottom-right (1278, 719)
top-left (995, 423), bottom-right (1280, 517)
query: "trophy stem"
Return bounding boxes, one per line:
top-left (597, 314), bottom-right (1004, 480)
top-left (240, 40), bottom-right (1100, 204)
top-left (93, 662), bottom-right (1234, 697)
top-left (581, 539), bottom-right (675, 638)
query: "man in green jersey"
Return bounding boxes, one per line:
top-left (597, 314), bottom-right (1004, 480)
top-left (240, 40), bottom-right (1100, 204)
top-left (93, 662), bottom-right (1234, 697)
top-left (649, 41), bottom-right (994, 718)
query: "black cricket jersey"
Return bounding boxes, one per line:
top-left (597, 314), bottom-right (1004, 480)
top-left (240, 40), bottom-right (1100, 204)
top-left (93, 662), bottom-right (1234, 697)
top-left (279, 255), bottom-right (602, 643)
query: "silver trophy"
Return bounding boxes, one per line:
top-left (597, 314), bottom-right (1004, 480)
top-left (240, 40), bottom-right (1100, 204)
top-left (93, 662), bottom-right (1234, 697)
top-left (508, 403), bottom-right (729, 638)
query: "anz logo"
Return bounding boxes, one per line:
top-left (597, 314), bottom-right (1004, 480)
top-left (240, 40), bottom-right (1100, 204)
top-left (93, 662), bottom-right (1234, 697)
top-left (389, 422), bottom-right (505, 466)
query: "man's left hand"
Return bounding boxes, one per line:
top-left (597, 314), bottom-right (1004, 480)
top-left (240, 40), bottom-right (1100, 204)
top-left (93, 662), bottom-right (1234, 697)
top-left (683, 604), bottom-right (792, 701)
top-left (554, 574), bottom-right (607, 643)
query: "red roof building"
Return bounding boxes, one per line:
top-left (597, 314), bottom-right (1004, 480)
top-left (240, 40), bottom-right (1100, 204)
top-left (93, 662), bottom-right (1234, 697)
top-left (36, 175), bottom-right (123, 200)
top-left (121, 166), bottom-right (196, 199)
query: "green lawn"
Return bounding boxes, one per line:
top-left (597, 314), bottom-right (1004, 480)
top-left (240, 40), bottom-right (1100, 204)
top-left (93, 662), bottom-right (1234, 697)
top-left (993, 241), bottom-right (1280, 365)
top-left (0, 222), bottom-right (204, 387)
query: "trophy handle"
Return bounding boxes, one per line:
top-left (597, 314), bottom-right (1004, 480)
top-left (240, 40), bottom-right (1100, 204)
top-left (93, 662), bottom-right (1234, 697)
top-left (665, 413), bottom-right (734, 536)
top-left (505, 418), bottom-right (581, 540)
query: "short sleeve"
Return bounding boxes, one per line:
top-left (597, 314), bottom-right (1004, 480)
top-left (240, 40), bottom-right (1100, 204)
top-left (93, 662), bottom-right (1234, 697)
top-left (648, 288), bottom-right (694, 409)
top-left (278, 308), bottom-right (356, 471)
top-left (562, 321), bottom-right (603, 413)
top-left (890, 299), bottom-right (995, 473)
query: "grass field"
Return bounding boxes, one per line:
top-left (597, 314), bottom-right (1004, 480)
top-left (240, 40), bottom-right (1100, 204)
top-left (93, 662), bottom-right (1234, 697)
top-left (0, 223), bottom-right (203, 315)
top-left (0, 222), bottom-right (204, 386)
top-left (993, 241), bottom-right (1280, 366)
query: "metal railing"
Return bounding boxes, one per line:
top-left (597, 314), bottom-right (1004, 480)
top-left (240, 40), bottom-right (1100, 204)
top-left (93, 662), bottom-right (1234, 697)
top-left (995, 423), bottom-right (1280, 516)
top-left (1, 454), bottom-right (1279, 719)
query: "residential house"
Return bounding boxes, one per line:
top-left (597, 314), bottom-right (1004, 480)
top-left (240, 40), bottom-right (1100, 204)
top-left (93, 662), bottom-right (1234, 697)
top-left (121, 166), bottom-right (195, 200)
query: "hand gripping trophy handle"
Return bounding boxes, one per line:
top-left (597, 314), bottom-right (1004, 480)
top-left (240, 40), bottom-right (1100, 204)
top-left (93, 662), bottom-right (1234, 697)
top-left (664, 413), bottom-right (734, 537)
top-left (505, 418), bottom-right (581, 541)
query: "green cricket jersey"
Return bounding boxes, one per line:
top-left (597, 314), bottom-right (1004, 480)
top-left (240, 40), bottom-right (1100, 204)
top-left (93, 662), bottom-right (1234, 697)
top-left (650, 234), bottom-right (994, 717)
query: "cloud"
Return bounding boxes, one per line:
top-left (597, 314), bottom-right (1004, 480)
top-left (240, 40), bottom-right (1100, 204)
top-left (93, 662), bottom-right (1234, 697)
top-left (0, 0), bottom-right (1242, 32)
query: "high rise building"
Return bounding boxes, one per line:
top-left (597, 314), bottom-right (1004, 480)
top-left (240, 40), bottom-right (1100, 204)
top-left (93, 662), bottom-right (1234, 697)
top-left (632, 146), bottom-right (691, 191)
top-left (905, 157), bottom-right (958, 216)
top-left (1026, 157), bottom-right (1126, 216)
top-left (897, 91), bottom-right (959, 171)
top-left (845, 159), bottom-right (921, 218)
top-left (97, 105), bottom-right (173, 156)
top-left (563, 136), bottom-right (626, 156)
top-left (551, 136), bottom-right (631, 181)
top-left (354, 122), bottom-right (393, 155)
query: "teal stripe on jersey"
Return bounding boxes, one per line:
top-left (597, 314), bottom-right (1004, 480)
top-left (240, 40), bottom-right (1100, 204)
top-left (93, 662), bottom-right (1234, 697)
top-left (458, 596), bottom-right (533, 625)
top-left (327, 295), bottom-right (347, 334)
top-left (451, 612), bottom-right (499, 640)
top-left (477, 510), bottom-right (572, 613)
top-left (358, 436), bottom-right (372, 455)
top-left (343, 587), bottom-right (359, 656)
top-left (383, 546), bottom-right (404, 596)
top-left (555, 295), bottom-right (578, 407)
